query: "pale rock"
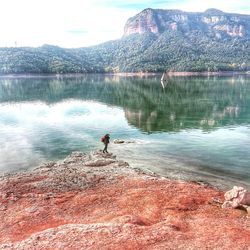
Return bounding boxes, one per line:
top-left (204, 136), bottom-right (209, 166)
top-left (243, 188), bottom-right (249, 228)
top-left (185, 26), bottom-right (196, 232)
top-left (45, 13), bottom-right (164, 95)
top-left (84, 159), bottom-right (116, 167)
top-left (246, 206), bottom-right (250, 214)
top-left (25, 207), bottom-right (38, 213)
top-left (222, 186), bottom-right (250, 209)
top-left (241, 192), bottom-right (250, 205)
top-left (0, 204), bottom-right (7, 211)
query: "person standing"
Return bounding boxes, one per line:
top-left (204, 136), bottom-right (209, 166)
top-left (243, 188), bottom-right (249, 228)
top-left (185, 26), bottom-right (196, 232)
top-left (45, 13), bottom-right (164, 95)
top-left (102, 134), bottom-right (110, 153)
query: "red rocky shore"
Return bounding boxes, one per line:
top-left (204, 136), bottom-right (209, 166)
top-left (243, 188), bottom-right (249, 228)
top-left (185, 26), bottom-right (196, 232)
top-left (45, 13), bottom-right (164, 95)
top-left (0, 151), bottom-right (249, 249)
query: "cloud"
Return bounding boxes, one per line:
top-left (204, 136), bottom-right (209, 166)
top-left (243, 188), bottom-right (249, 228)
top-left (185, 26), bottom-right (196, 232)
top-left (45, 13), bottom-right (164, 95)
top-left (93, 0), bottom-right (177, 9)
top-left (93, 0), bottom-right (250, 13)
top-left (0, 0), bottom-right (137, 47)
top-left (0, 0), bottom-right (249, 47)
top-left (163, 0), bottom-right (250, 13)
top-left (66, 30), bottom-right (88, 34)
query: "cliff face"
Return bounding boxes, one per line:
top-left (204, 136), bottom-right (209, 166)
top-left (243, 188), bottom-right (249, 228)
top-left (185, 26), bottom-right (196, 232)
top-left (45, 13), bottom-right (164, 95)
top-left (124, 8), bottom-right (250, 39)
top-left (1, 8), bottom-right (250, 74)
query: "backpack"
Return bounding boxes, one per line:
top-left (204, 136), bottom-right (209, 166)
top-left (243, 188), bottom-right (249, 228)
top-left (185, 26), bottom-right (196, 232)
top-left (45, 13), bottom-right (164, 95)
top-left (101, 136), bottom-right (105, 142)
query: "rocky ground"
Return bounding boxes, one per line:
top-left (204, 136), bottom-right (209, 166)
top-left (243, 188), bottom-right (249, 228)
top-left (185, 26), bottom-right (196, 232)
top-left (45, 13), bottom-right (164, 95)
top-left (0, 151), bottom-right (249, 250)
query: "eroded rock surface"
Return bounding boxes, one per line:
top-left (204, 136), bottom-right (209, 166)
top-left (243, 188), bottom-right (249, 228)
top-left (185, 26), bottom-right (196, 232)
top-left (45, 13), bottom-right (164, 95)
top-left (0, 151), bottom-right (249, 249)
top-left (124, 8), bottom-right (250, 39)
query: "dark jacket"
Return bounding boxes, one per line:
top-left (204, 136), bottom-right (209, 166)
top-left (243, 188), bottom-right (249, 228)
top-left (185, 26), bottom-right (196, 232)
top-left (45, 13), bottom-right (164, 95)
top-left (103, 134), bottom-right (110, 144)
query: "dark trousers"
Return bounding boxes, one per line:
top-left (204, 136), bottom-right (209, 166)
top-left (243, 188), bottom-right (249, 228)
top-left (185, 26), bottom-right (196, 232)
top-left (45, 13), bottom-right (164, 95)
top-left (103, 143), bottom-right (108, 153)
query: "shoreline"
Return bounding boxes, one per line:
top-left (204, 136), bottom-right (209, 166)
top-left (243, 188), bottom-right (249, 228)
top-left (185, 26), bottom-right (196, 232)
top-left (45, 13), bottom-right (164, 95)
top-left (165, 71), bottom-right (250, 76)
top-left (0, 151), bottom-right (249, 249)
top-left (0, 71), bottom-right (250, 78)
top-left (1, 144), bottom-right (249, 192)
top-left (114, 71), bottom-right (250, 77)
top-left (111, 144), bottom-right (250, 192)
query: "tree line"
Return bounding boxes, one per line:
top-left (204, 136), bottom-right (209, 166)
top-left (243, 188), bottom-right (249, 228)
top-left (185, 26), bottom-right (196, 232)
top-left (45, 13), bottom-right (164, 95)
top-left (0, 31), bottom-right (250, 74)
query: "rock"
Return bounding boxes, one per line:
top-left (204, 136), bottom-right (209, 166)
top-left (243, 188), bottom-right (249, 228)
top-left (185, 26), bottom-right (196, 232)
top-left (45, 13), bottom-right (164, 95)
top-left (123, 8), bottom-right (248, 39)
top-left (113, 139), bottom-right (125, 144)
top-left (242, 193), bottom-right (250, 206)
top-left (63, 151), bottom-right (87, 164)
top-left (222, 201), bottom-right (236, 209)
top-left (113, 139), bottom-right (136, 144)
top-left (25, 207), bottom-right (38, 213)
top-left (0, 152), bottom-right (249, 249)
top-left (126, 140), bottom-right (136, 144)
top-left (84, 159), bottom-right (116, 167)
top-left (222, 186), bottom-right (250, 209)
top-left (112, 215), bottom-right (148, 226)
top-left (247, 207), bottom-right (250, 214)
top-left (0, 204), bottom-right (7, 211)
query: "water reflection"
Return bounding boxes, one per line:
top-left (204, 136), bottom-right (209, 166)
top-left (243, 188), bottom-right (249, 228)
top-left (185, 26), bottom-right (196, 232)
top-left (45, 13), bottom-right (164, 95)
top-left (0, 100), bottom-right (129, 171)
top-left (0, 75), bottom-right (250, 189)
top-left (1, 75), bottom-right (250, 133)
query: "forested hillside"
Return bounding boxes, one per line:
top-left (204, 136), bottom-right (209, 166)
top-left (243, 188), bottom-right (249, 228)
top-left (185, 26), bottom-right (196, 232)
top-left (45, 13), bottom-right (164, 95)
top-left (0, 8), bottom-right (250, 74)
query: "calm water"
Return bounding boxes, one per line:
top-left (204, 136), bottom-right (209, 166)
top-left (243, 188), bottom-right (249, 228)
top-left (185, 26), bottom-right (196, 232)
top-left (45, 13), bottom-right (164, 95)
top-left (0, 74), bottom-right (250, 190)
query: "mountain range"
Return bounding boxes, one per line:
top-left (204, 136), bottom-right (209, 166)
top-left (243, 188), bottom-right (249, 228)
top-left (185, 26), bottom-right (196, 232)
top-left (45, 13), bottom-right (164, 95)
top-left (0, 8), bottom-right (250, 74)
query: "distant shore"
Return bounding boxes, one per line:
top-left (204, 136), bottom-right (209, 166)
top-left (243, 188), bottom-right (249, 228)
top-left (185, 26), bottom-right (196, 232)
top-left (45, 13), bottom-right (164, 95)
top-left (165, 71), bottom-right (250, 76)
top-left (0, 71), bottom-right (250, 78)
top-left (114, 71), bottom-right (250, 77)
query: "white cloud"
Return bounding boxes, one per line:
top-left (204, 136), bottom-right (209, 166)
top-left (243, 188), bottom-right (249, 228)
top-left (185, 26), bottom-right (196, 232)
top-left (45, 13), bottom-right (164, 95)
top-left (170, 0), bottom-right (250, 14)
top-left (0, 0), bottom-right (136, 47)
top-left (0, 0), bottom-right (249, 48)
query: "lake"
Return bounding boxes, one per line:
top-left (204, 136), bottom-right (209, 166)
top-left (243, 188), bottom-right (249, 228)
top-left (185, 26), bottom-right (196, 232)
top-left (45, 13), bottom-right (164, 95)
top-left (0, 74), bottom-right (250, 190)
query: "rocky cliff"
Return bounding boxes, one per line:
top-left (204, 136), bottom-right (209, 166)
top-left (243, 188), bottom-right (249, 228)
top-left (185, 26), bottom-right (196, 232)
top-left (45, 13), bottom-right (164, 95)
top-left (124, 8), bottom-right (250, 39)
top-left (1, 9), bottom-right (250, 73)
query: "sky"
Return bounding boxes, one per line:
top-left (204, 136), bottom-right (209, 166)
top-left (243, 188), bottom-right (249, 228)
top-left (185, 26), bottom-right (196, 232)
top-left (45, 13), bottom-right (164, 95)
top-left (0, 0), bottom-right (249, 48)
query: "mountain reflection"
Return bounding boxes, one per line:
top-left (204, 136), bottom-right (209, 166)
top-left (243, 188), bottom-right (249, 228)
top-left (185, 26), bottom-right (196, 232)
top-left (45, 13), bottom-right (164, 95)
top-left (0, 74), bottom-right (250, 133)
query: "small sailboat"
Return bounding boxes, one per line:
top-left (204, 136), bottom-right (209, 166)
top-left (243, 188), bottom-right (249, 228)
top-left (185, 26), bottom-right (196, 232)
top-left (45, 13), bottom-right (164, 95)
top-left (161, 72), bottom-right (167, 89)
top-left (161, 72), bottom-right (166, 82)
